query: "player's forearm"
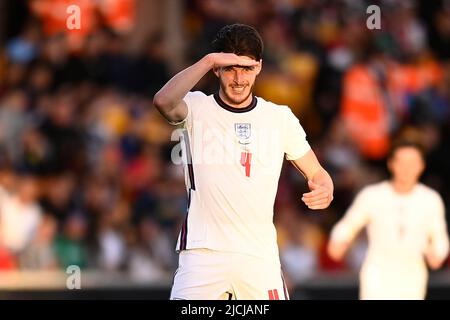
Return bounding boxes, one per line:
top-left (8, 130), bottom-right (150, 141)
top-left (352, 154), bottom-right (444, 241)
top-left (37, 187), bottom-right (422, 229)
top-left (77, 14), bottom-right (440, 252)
top-left (328, 223), bottom-right (355, 261)
top-left (425, 239), bottom-right (449, 270)
top-left (153, 54), bottom-right (214, 113)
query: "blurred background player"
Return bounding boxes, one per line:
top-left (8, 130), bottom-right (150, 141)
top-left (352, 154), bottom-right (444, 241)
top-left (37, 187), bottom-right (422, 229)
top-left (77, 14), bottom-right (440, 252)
top-left (327, 140), bottom-right (449, 299)
top-left (154, 23), bottom-right (334, 300)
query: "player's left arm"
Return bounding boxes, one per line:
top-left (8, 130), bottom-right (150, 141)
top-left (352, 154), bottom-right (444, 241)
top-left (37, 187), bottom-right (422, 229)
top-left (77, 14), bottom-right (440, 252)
top-left (425, 195), bottom-right (449, 269)
top-left (290, 149), bottom-right (334, 210)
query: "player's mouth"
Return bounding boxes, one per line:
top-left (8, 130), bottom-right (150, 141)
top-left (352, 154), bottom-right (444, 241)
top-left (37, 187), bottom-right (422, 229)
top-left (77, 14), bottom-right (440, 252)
top-left (230, 85), bottom-right (247, 94)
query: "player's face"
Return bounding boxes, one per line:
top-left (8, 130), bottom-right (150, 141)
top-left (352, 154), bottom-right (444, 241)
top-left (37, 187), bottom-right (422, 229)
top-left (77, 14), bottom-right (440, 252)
top-left (216, 56), bottom-right (261, 107)
top-left (388, 147), bottom-right (425, 186)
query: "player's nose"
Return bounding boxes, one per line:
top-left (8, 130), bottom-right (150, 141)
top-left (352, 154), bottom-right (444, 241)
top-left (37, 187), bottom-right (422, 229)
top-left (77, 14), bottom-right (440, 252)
top-left (233, 69), bottom-right (243, 82)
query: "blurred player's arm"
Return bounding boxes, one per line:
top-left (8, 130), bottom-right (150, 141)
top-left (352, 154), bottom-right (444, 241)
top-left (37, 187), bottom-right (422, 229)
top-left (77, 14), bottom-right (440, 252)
top-left (425, 195), bottom-right (449, 270)
top-left (153, 53), bottom-right (259, 123)
top-left (327, 189), bottom-right (370, 261)
top-left (290, 151), bottom-right (334, 210)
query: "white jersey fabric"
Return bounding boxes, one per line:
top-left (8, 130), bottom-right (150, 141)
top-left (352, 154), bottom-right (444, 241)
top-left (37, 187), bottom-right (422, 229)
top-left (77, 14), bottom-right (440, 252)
top-left (331, 181), bottom-right (449, 299)
top-left (172, 91), bottom-right (311, 260)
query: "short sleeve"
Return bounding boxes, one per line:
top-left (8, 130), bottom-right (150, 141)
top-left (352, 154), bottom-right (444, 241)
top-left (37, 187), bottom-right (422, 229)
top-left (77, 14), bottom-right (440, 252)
top-left (283, 107), bottom-right (311, 160)
top-left (168, 91), bottom-right (205, 127)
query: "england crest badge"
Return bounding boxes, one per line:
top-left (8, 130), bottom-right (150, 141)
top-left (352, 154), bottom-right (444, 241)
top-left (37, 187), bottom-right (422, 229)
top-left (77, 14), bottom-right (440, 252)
top-left (235, 123), bottom-right (251, 145)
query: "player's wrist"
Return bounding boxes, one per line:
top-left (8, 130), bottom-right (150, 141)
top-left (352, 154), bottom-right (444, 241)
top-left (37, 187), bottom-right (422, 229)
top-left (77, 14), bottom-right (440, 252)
top-left (203, 53), bottom-right (217, 69)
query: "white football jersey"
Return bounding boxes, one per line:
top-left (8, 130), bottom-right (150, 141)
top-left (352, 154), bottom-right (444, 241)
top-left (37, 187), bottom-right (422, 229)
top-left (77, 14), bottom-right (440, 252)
top-left (171, 91), bottom-right (310, 259)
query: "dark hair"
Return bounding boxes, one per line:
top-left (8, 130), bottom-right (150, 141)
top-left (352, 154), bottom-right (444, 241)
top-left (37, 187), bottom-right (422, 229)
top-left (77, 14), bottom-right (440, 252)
top-left (211, 24), bottom-right (264, 60)
top-left (387, 140), bottom-right (425, 160)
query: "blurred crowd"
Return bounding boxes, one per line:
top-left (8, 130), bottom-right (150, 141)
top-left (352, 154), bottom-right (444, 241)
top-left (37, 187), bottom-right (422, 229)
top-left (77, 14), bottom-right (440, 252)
top-left (0, 0), bottom-right (449, 292)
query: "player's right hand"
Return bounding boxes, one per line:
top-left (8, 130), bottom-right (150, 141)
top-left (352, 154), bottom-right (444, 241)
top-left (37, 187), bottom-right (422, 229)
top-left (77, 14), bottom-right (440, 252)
top-left (207, 52), bottom-right (260, 69)
top-left (302, 180), bottom-right (333, 210)
top-left (327, 239), bottom-right (349, 262)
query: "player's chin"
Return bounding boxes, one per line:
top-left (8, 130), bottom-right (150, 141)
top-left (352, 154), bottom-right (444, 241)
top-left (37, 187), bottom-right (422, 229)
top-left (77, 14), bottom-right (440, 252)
top-left (230, 92), bottom-right (249, 103)
top-left (229, 86), bottom-right (250, 97)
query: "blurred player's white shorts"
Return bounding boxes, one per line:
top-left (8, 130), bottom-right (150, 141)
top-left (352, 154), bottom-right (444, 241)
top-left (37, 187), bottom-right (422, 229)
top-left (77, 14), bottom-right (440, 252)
top-left (170, 248), bottom-right (289, 300)
top-left (360, 260), bottom-right (428, 300)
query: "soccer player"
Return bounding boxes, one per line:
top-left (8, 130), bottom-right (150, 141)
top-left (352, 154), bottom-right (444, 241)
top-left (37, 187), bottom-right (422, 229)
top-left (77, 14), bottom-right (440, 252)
top-left (327, 140), bottom-right (449, 299)
top-left (154, 24), bottom-right (333, 300)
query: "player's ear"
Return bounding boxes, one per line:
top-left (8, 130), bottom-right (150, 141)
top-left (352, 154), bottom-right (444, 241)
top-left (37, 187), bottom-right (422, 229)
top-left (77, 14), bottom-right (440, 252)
top-left (418, 158), bottom-right (425, 175)
top-left (213, 67), bottom-right (220, 78)
top-left (255, 59), bottom-right (263, 75)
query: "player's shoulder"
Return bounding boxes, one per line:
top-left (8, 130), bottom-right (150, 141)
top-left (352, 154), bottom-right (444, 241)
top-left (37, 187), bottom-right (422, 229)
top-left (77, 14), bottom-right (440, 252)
top-left (255, 96), bottom-right (293, 115)
top-left (185, 90), bottom-right (209, 101)
top-left (184, 91), bottom-right (215, 112)
top-left (416, 183), bottom-right (443, 202)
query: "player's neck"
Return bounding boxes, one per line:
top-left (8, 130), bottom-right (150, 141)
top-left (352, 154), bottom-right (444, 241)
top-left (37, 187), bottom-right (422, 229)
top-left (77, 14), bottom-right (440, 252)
top-left (218, 90), bottom-right (253, 109)
top-left (390, 180), bottom-right (416, 194)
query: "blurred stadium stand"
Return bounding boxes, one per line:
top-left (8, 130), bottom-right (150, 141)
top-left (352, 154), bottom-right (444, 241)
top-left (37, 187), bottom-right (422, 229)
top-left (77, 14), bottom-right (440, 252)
top-left (0, 0), bottom-right (449, 299)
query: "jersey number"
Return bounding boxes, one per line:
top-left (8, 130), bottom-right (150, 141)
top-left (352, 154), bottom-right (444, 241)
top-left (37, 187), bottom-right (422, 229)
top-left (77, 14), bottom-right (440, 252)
top-left (240, 152), bottom-right (252, 177)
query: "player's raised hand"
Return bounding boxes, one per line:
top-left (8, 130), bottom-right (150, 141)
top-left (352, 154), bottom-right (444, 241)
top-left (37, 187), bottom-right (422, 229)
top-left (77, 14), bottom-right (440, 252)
top-left (302, 180), bottom-right (333, 210)
top-left (208, 52), bottom-right (260, 69)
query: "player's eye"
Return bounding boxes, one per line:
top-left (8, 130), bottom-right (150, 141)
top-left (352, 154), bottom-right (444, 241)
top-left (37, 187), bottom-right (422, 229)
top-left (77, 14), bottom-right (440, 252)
top-left (243, 66), bottom-right (255, 71)
top-left (223, 66), bottom-right (234, 72)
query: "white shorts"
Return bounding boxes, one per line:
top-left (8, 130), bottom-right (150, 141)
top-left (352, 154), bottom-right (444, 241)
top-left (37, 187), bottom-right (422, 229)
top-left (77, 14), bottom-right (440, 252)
top-left (170, 248), bottom-right (289, 300)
